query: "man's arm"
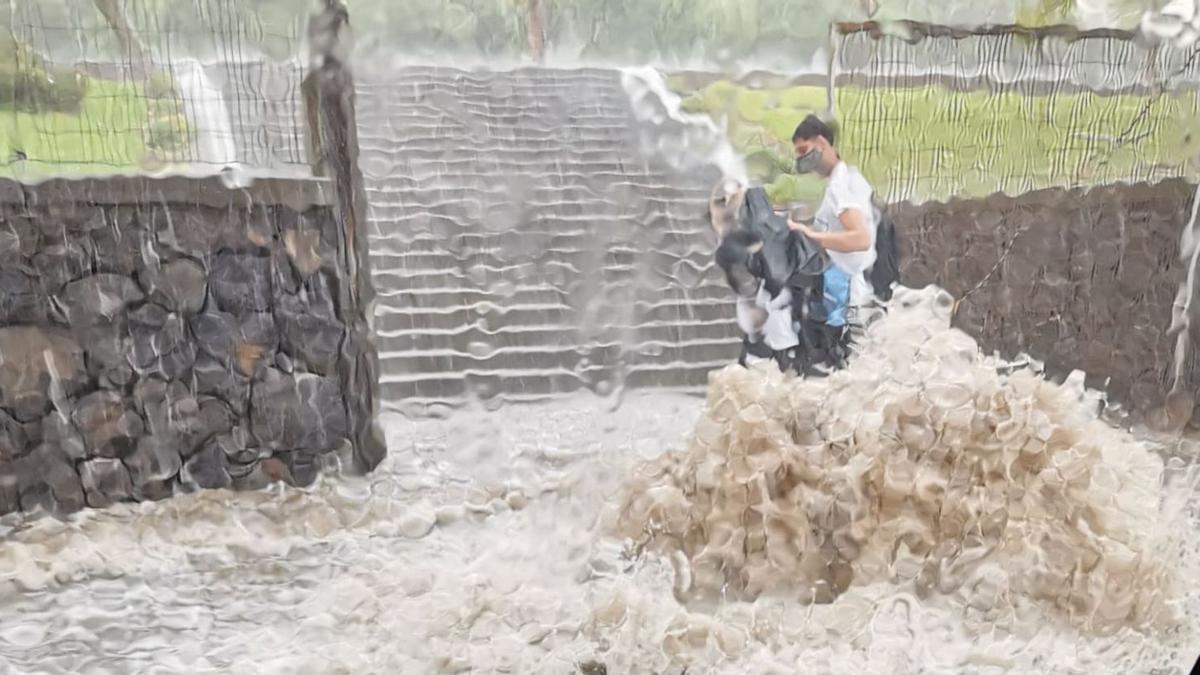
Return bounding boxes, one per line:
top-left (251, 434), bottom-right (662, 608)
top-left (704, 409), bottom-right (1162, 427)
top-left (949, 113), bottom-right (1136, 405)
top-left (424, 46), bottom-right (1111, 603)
top-left (788, 208), bottom-right (872, 252)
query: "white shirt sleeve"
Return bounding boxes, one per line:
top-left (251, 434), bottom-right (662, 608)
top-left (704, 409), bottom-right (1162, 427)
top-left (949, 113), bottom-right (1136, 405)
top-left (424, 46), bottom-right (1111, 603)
top-left (829, 169), bottom-right (873, 217)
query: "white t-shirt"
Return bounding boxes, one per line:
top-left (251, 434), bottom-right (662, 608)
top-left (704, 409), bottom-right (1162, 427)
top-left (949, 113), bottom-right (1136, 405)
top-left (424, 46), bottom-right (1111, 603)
top-left (815, 162), bottom-right (878, 304)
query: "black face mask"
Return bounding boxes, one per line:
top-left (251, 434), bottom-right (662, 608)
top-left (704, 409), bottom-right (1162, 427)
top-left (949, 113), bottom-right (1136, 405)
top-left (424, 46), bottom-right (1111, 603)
top-left (794, 148), bottom-right (821, 174)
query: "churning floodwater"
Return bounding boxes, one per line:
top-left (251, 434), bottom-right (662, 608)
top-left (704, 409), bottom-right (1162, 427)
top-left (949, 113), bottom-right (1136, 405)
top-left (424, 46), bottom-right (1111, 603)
top-left (1, 285), bottom-right (1198, 674)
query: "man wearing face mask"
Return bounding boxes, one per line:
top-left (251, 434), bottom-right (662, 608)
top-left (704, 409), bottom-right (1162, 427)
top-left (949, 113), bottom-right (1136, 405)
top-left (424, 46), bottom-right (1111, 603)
top-left (787, 114), bottom-right (883, 349)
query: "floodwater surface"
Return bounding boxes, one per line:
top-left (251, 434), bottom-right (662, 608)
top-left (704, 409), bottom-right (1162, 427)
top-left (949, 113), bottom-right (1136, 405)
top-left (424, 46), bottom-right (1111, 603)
top-left (0, 286), bottom-right (1198, 674)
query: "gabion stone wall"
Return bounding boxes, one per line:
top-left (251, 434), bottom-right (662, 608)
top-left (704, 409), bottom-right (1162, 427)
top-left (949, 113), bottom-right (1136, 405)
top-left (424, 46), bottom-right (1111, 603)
top-left (0, 176), bottom-right (383, 516)
top-left (894, 179), bottom-right (1199, 424)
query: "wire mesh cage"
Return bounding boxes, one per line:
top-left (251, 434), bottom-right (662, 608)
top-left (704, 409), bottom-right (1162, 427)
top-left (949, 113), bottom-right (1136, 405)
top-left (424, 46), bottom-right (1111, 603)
top-left (833, 21), bottom-right (1200, 203)
top-left (1, 0), bottom-right (313, 180)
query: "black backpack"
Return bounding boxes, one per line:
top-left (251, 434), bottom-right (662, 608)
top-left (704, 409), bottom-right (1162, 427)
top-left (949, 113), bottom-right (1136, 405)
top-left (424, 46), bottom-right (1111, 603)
top-left (868, 203), bottom-right (900, 302)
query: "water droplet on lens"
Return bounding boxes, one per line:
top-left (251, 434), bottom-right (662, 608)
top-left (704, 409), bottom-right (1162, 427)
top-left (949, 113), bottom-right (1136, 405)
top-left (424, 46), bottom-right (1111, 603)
top-left (491, 280), bottom-right (517, 298)
top-left (467, 341), bottom-right (493, 358)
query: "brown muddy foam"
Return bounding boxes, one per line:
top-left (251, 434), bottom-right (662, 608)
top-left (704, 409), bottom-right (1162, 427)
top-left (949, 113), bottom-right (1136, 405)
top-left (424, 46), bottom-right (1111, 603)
top-left (613, 285), bottom-right (1180, 634)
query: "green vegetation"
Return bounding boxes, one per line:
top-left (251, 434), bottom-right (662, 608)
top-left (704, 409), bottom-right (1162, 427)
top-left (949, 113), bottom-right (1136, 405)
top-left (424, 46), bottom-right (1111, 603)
top-left (26, 0), bottom-right (1124, 66)
top-left (675, 77), bottom-right (829, 204)
top-left (0, 77), bottom-right (162, 179)
top-left (0, 41), bottom-right (88, 114)
top-left (0, 0), bottom-right (1183, 189)
top-left (142, 74), bottom-right (190, 157)
top-left (0, 68), bottom-right (88, 114)
top-left (339, 0), bottom-right (1041, 65)
top-left (838, 84), bottom-right (1200, 203)
top-left (1015, 0), bottom-right (1159, 29)
top-left (0, 30), bottom-right (190, 179)
top-left (674, 78), bottom-right (1200, 204)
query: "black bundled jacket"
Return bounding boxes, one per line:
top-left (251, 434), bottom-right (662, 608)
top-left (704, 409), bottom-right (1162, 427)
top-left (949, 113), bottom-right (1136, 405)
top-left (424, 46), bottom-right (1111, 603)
top-left (716, 187), bottom-right (835, 374)
top-left (869, 204), bottom-right (900, 302)
top-left (735, 189), bottom-right (826, 303)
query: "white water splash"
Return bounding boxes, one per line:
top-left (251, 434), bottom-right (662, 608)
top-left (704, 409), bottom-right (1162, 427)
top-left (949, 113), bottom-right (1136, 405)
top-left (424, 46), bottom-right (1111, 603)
top-left (619, 66), bottom-right (749, 186)
top-left (1142, 0), bottom-right (1200, 46)
top-left (1168, 184), bottom-right (1200, 391)
top-left (171, 58), bottom-right (239, 168)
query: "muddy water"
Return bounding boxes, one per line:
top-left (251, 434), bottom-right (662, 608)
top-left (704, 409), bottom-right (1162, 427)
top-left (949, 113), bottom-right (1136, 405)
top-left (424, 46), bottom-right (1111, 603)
top-left (1, 286), bottom-right (1199, 674)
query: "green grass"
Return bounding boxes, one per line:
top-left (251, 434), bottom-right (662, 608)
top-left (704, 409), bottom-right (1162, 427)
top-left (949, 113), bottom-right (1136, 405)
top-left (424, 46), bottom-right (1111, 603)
top-left (0, 78), bottom-right (155, 180)
top-left (5, 71), bottom-right (1196, 205)
top-left (676, 79), bottom-right (1200, 204)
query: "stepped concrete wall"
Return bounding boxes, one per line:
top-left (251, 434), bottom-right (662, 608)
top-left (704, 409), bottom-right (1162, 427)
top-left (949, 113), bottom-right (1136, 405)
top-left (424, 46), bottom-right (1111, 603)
top-left (359, 67), bottom-right (727, 411)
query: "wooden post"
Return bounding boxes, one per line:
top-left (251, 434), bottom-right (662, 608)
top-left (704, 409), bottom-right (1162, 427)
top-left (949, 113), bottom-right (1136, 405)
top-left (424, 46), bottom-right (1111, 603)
top-left (306, 0), bottom-right (386, 473)
top-left (527, 0), bottom-right (546, 63)
top-left (92, 0), bottom-right (154, 81)
top-left (826, 24), bottom-right (838, 120)
top-left (302, 70), bottom-right (324, 176)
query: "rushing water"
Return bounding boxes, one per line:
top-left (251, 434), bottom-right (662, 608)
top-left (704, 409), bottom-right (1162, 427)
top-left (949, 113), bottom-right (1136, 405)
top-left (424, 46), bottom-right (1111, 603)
top-left (171, 59), bottom-right (239, 168)
top-left (0, 285), bottom-right (1197, 674)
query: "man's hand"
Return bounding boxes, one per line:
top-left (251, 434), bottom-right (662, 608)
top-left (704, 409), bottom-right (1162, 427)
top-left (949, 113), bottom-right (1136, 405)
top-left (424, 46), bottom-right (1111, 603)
top-left (787, 217), bottom-right (817, 240)
top-left (791, 209), bottom-right (872, 252)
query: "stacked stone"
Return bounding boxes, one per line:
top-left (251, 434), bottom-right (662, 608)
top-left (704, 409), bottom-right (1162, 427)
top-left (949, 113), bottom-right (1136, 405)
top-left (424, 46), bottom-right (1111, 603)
top-left (0, 179), bottom-right (382, 516)
top-left (892, 179), bottom-right (1196, 419)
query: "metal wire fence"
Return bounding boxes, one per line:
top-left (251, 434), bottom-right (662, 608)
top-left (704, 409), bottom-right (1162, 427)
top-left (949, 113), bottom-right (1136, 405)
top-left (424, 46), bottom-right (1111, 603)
top-left (832, 21), bottom-right (1200, 204)
top-left (10, 5), bottom-right (1200, 200)
top-left (1, 0), bottom-right (312, 179)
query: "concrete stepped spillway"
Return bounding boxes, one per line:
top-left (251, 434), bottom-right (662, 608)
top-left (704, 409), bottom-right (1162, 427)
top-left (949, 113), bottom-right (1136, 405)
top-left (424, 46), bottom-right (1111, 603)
top-left (358, 67), bottom-right (735, 410)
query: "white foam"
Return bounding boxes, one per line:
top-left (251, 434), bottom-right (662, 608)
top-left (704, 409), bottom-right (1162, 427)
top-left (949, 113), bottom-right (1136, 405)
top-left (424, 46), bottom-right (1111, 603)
top-left (0, 288), bottom-right (1197, 673)
top-left (619, 66), bottom-right (749, 186)
top-left (613, 286), bottom-right (1186, 641)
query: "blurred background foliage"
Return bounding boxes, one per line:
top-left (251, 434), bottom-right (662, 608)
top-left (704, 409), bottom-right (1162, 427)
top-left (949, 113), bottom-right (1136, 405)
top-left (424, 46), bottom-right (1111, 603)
top-left (0, 0), bottom-right (1181, 190)
top-left (12, 0), bottom-right (1116, 68)
top-left (340, 0), bottom-right (1163, 66)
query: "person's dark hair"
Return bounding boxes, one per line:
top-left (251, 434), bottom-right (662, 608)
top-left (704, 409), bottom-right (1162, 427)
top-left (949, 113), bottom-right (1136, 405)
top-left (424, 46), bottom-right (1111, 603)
top-left (792, 114), bottom-right (835, 146)
top-left (716, 229), bottom-right (766, 297)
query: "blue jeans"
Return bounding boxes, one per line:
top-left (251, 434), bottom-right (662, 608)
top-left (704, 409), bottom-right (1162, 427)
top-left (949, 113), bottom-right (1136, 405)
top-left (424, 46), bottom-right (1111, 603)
top-left (823, 266), bottom-right (851, 329)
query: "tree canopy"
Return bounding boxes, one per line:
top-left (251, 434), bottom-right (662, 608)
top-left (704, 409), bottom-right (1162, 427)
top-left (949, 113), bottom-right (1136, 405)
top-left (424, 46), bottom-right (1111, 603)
top-left (1, 0), bottom-right (1170, 68)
